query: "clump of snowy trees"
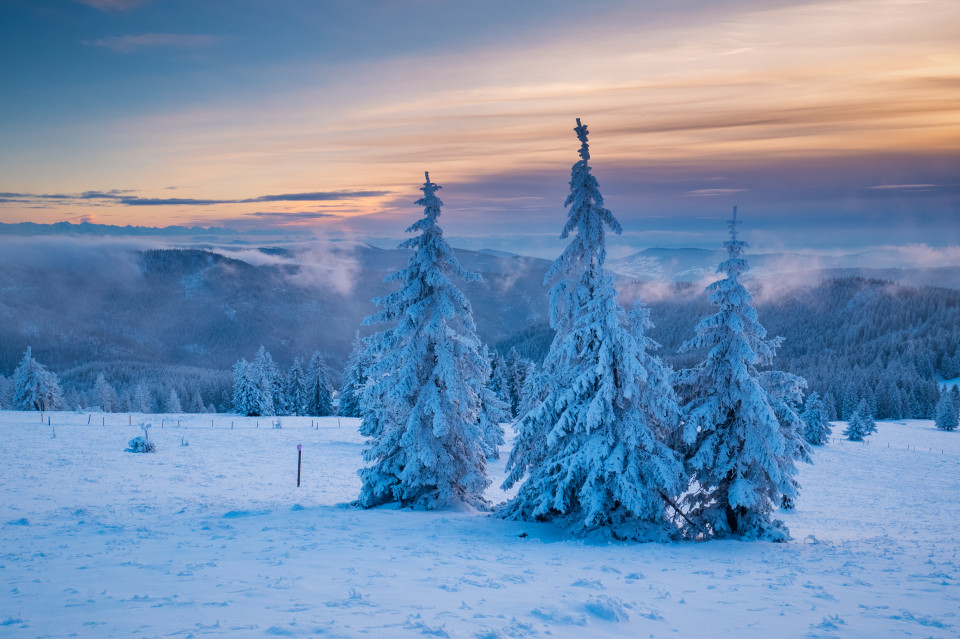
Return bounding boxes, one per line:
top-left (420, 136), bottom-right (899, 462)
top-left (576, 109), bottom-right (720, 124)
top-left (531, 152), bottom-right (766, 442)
top-left (843, 399), bottom-right (877, 441)
top-left (351, 120), bottom-right (814, 543)
top-left (231, 347), bottom-right (335, 417)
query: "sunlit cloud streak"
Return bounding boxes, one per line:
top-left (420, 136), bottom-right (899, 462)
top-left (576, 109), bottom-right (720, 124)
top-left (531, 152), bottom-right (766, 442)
top-left (1, 0), bottom-right (957, 251)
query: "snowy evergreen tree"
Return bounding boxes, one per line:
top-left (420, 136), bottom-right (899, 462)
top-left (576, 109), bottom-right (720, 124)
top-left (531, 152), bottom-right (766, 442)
top-left (675, 208), bottom-right (807, 541)
top-left (252, 346), bottom-right (283, 416)
top-left (505, 347), bottom-right (529, 417)
top-left (232, 359), bottom-right (253, 415)
top-left (190, 390), bottom-right (206, 413)
top-left (500, 121), bottom-right (685, 540)
top-left (357, 172), bottom-right (490, 510)
top-left (338, 334), bottom-right (367, 418)
top-left (478, 347), bottom-right (509, 460)
top-left (933, 389), bottom-right (958, 431)
top-left (487, 351), bottom-right (511, 412)
top-left (93, 373), bottom-right (119, 413)
top-left (306, 351), bottom-right (334, 416)
top-left (801, 392), bottom-right (832, 445)
top-left (12, 347), bottom-right (63, 411)
top-left (133, 383), bottom-right (152, 414)
top-left (0, 374), bottom-right (13, 409)
top-left (164, 388), bottom-right (182, 414)
top-left (285, 358), bottom-right (308, 417)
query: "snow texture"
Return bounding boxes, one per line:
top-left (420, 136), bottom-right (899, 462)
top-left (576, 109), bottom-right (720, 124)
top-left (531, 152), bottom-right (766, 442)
top-left (0, 412), bottom-right (957, 637)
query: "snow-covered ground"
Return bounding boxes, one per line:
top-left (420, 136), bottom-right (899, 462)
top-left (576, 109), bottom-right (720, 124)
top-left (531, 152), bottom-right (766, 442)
top-left (1, 413), bottom-right (957, 638)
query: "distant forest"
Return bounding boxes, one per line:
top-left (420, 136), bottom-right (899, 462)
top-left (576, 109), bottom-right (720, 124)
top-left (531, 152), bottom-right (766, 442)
top-left (0, 247), bottom-right (957, 418)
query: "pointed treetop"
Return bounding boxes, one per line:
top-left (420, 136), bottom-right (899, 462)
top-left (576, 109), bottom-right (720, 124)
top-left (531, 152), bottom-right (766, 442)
top-left (421, 171), bottom-right (441, 199)
top-left (574, 118), bottom-right (590, 162)
top-left (728, 205), bottom-right (739, 241)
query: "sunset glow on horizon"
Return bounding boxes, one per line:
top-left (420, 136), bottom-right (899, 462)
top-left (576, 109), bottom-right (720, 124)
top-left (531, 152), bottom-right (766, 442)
top-left (1, 0), bottom-right (958, 253)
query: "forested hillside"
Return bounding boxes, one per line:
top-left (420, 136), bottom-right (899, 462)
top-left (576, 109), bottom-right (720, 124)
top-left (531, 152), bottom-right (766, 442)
top-left (0, 245), bottom-right (957, 417)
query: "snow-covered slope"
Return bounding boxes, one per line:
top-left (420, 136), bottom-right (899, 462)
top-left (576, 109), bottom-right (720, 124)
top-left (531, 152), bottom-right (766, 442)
top-left (1, 413), bottom-right (957, 637)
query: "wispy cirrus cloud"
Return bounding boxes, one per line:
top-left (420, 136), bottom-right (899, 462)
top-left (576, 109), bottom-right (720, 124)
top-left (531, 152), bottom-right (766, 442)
top-left (84, 33), bottom-right (220, 54)
top-left (684, 188), bottom-right (748, 197)
top-left (76, 0), bottom-right (149, 11)
top-left (0, 189), bottom-right (389, 207)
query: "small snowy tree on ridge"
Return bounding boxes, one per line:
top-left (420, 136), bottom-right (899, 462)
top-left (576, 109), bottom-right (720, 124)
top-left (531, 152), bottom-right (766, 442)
top-left (675, 208), bottom-right (808, 541)
top-left (500, 120), bottom-right (685, 540)
top-left (801, 392), bottom-right (832, 445)
top-left (357, 172), bottom-right (490, 510)
top-left (843, 398), bottom-right (877, 440)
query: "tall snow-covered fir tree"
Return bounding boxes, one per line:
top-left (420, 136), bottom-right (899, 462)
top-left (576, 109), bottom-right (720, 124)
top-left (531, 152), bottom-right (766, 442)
top-left (675, 208), bottom-right (808, 541)
top-left (285, 358), bottom-right (308, 417)
top-left (305, 351), bottom-right (334, 416)
top-left (357, 172), bottom-right (490, 510)
top-left (338, 333), bottom-right (367, 418)
top-left (12, 347), bottom-right (63, 411)
top-left (499, 120), bottom-right (685, 540)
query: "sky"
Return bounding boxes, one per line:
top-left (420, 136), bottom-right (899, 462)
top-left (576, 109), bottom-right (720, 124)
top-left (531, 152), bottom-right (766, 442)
top-left (0, 0), bottom-right (958, 257)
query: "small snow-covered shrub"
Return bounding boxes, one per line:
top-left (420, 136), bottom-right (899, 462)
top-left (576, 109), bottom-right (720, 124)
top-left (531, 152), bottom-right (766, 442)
top-left (126, 421), bottom-right (155, 453)
top-left (126, 436), bottom-right (155, 453)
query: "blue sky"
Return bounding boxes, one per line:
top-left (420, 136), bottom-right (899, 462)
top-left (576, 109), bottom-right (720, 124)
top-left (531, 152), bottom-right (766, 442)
top-left (1, 0), bottom-right (958, 256)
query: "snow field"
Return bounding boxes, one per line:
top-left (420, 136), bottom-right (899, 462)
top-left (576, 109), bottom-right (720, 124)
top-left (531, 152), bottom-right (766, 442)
top-left (1, 413), bottom-right (958, 638)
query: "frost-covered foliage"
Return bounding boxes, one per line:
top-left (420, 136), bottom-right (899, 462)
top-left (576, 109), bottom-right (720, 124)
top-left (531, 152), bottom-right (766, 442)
top-left (801, 392), bottom-right (832, 445)
top-left (164, 388), bottom-right (182, 413)
top-left (843, 398), bottom-right (877, 441)
top-left (478, 348), bottom-right (508, 460)
top-left (338, 333), bottom-right (368, 418)
top-left (305, 351), bottom-right (334, 417)
top-left (93, 373), bottom-right (119, 413)
top-left (357, 172), bottom-right (490, 510)
top-left (12, 347), bottom-right (64, 411)
top-left (285, 358), bottom-right (307, 416)
top-left (675, 209), bottom-right (808, 541)
top-left (232, 347), bottom-right (284, 416)
top-left (500, 121), bottom-right (684, 540)
top-left (938, 388), bottom-right (960, 431)
top-left (125, 422), bottom-right (155, 453)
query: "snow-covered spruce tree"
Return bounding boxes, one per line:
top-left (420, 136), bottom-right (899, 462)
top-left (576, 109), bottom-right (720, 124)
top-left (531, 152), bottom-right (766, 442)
top-left (675, 208), bottom-right (808, 541)
top-left (133, 383), bottom-right (152, 414)
top-left (285, 358), bottom-right (307, 417)
top-left (499, 120), bottom-right (685, 540)
top-left (801, 392), bottom-right (832, 445)
top-left (13, 347), bottom-right (64, 411)
top-left (191, 390), bottom-right (206, 414)
top-left (338, 334), bottom-right (367, 418)
top-left (306, 351), bottom-right (334, 416)
top-left (357, 172), bottom-right (490, 510)
top-left (478, 347), bottom-right (509, 460)
top-left (843, 398), bottom-right (877, 441)
top-left (936, 388), bottom-right (959, 431)
top-left (94, 373), bottom-right (119, 413)
top-left (253, 346), bottom-right (284, 416)
top-left (164, 388), bottom-right (182, 413)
